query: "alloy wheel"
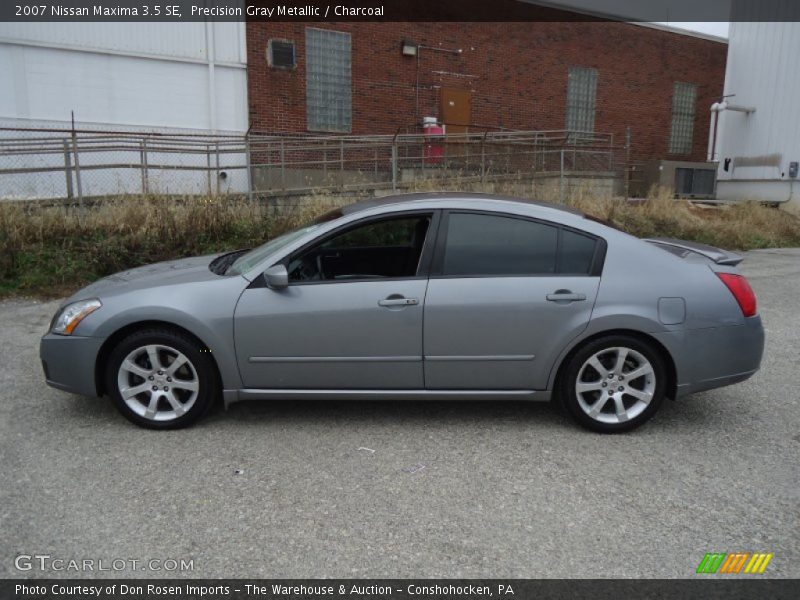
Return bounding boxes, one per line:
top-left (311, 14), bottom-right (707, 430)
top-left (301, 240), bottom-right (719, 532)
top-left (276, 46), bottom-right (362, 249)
top-left (575, 346), bottom-right (656, 424)
top-left (116, 344), bottom-right (199, 422)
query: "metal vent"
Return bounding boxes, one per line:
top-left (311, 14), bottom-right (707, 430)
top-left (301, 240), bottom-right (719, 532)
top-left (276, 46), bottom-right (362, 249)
top-left (268, 40), bottom-right (296, 69)
top-left (675, 167), bottom-right (716, 197)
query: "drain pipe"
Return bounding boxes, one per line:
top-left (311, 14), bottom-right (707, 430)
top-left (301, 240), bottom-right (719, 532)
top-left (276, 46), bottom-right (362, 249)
top-left (708, 101), bottom-right (756, 162)
top-left (707, 103), bottom-right (721, 162)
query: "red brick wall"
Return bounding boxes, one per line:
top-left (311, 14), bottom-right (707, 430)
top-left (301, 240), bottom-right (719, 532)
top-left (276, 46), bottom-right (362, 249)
top-left (246, 21), bottom-right (726, 162)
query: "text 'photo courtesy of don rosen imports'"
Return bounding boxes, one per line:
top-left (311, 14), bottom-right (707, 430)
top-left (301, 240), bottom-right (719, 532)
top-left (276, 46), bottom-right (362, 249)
top-left (12, 582), bottom-right (519, 599)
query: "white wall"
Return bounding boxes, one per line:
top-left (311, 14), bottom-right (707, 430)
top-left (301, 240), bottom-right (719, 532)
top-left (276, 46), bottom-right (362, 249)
top-left (0, 22), bottom-right (248, 132)
top-left (0, 22), bottom-right (249, 198)
top-left (714, 19), bottom-right (800, 210)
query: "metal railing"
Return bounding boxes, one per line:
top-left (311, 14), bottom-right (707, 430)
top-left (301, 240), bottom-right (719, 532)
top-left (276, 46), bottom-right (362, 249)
top-left (0, 127), bottom-right (625, 202)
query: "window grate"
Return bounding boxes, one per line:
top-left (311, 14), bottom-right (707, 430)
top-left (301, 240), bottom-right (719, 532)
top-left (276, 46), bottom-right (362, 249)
top-left (306, 28), bottom-right (352, 133)
top-left (268, 40), bottom-right (296, 69)
top-left (669, 82), bottom-right (697, 155)
top-left (565, 67), bottom-right (598, 134)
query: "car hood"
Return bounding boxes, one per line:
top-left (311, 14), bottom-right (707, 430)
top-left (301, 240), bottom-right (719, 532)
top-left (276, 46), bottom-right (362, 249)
top-left (64, 254), bottom-right (225, 303)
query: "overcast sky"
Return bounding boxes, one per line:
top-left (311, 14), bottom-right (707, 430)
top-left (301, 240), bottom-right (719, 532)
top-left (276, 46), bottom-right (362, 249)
top-left (661, 22), bottom-right (730, 38)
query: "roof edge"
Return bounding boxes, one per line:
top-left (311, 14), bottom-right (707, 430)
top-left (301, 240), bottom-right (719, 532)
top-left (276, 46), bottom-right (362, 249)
top-left (630, 22), bottom-right (728, 44)
top-left (519, 1), bottom-right (728, 43)
top-left (340, 192), bottom-right (585, 217)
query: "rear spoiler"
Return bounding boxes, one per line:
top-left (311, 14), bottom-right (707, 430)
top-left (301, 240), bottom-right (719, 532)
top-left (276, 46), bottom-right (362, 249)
top-left (643, 238), bottom-right (743, 266)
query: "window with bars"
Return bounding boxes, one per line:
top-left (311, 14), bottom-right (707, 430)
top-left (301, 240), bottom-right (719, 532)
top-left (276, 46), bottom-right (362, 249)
top-left (565, 66), bottom-right (598, 133)
top-left (305, 28), bottom-right (352, 133)
top-left (669, 82), bottom-right (697, 155)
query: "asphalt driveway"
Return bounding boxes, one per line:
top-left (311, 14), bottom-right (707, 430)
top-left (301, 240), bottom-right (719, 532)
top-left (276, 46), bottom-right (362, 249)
top-left (1, 249), bottom-right (798, 578)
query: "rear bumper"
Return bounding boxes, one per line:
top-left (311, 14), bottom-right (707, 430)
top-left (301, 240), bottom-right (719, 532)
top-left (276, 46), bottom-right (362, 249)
top-left (40, 333), bottom-right (104, 397)
top-left (653, 316), bottom-right (765, 399)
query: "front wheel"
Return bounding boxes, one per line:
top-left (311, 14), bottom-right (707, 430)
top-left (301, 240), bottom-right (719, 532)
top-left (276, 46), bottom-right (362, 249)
top-left (560, 335), bottom-right (667, 433)
top-left (106, 328), bottom-right (218, 429)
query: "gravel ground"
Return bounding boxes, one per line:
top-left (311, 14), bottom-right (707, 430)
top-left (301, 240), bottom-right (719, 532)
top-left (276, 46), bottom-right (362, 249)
top-left (1, 249), bottom-right (798, 579)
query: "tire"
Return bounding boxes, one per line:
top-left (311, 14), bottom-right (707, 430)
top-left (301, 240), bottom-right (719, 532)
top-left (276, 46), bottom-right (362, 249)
top-left (105, 328), bottom-right (218, 429)
top-left (559, 335), bottom-right (667, 433)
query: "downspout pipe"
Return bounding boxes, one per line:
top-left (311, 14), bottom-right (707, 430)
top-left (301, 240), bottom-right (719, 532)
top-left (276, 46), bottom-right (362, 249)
top-left (707, 101), bottom-right (756, 162)
top-left (707, 102), bottom-right (721, 162)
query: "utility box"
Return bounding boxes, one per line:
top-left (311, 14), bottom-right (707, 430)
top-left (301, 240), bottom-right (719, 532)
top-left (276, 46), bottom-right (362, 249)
top-left (634, 160), bottom-right (717, 199)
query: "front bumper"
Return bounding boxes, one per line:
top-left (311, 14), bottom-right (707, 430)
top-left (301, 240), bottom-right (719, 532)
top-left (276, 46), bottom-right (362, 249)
top-left (40, 333), bottom-right (104, 397)
top-left (653, 316), bottom-right (765, 399)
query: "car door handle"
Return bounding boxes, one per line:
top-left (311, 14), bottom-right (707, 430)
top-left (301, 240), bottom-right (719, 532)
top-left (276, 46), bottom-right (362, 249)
top-left (378, 296), bottom-right (419, 307)
top-left (546, 290), bottom-right (586, 302)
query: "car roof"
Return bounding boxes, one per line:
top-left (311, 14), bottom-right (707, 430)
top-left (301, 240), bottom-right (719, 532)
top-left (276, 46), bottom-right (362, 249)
top-left (339, 192), bottom-right (585, 218)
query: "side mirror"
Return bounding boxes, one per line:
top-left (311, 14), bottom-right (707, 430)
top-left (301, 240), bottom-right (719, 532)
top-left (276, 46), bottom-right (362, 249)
top-left (264, 264), bottom-right (289, 290)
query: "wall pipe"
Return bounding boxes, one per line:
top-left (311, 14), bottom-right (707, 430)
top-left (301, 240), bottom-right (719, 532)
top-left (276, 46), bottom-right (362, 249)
top-left (707, 101), bottom-right (756, 162)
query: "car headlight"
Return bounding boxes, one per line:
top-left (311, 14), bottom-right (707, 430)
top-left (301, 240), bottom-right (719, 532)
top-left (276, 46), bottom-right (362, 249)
top-left (51, 299), bottom-right (102, 335)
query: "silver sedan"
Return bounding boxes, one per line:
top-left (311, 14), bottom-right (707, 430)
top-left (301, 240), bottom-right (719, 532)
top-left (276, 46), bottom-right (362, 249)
top-left (40, 193), bottom-right (764, 432)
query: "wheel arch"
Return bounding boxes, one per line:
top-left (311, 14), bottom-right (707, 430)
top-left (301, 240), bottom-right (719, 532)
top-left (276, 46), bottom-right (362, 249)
top-left (94, 320), bottom-right (222, 397)
top-left (551, 328), bottom-right (678, 401)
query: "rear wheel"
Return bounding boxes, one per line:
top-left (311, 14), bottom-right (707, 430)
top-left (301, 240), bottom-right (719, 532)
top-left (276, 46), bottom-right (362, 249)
top-left (106, 328), bottom-right (217, 429)
top-left (560, 335), bottom-right (667, 433)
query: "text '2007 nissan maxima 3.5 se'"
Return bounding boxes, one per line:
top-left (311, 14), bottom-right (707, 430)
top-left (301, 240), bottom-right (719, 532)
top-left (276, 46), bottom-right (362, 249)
top-left (40, 193), bottom-right (764, 432)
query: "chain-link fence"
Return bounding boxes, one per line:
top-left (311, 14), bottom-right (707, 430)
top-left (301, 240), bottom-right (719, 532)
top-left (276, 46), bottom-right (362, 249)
top-left (0, 127), bottom-right (626, 202)
top-left (0, 129), bottom-right (248, 200)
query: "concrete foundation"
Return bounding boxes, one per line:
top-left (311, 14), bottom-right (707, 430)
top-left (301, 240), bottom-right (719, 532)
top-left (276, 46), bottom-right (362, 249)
top-left (716, 180), bottom-right (799, 213)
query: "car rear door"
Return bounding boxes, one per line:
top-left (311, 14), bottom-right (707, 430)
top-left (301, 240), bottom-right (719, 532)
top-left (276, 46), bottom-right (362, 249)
top-left (423, 211), bottom-right (603, 390)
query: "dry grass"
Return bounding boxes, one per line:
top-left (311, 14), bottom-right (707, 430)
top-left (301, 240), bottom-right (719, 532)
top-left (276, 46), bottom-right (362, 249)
top-left (562, 185), bottom-right (800, 249)
top-left (1, 185), bottom-right (799, 298)
top-left (0, 194), bottom-right (346, 297)
top-left (405, 177), bottom-right (800, 248)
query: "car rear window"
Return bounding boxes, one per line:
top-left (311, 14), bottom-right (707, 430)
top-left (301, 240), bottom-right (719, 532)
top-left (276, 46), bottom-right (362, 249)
top-left (440, 212), bottom-right (602, 277)
top-left (442, 213), bottom-right (559, 276)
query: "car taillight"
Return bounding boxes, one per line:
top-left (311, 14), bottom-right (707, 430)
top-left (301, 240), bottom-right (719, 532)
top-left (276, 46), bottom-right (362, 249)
top-left (717, 272), bottom-right (757, 317)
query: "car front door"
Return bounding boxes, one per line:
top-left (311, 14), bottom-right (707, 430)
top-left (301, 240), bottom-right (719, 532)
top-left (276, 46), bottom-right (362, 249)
top-left (234, 211), bottom-right (438, 390)
top-left (423, 211), bottom-right (603, 390)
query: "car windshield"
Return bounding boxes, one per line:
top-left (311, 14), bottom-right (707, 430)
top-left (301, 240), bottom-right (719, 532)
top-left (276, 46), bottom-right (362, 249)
top-left (227, 223), bottom-right (323, 275)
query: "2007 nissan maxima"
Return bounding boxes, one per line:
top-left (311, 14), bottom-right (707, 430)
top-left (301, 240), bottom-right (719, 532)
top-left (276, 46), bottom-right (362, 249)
top-left (40, 193), bottom-right (764, 432)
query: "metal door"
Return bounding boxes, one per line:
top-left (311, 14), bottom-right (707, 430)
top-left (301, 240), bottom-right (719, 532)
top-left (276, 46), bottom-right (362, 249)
top-left (440, 88), bottom-right (472, 134)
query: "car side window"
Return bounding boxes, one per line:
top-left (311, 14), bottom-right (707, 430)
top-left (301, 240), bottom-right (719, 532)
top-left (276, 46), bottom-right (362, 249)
top-left (442, 213), bottom-right (559, 276)
top-left (559, 228), bottom-right (598, 275)
top-left (288, 214), bottom-right (432, 282)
